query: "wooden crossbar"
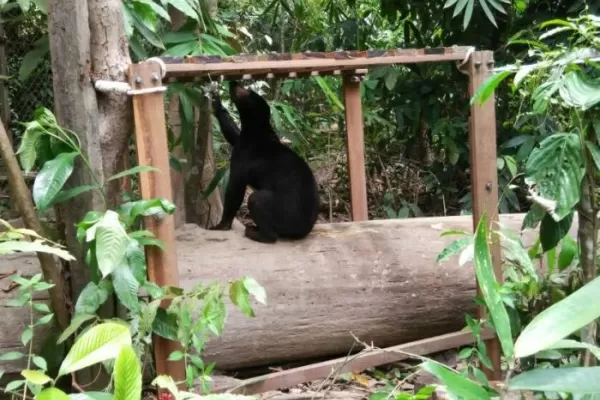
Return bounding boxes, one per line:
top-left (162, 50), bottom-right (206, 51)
top-left (161, 46), bottom-right (473, 80)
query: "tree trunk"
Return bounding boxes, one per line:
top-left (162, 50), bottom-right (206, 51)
top-left (88, 0), bottom-right (133, 204)
top-left (48, 0), bottom-right (131, 387)
top-left (181, 0), bottom-right (223, 227)
top-left (168, 7), bottom-right (188, 229)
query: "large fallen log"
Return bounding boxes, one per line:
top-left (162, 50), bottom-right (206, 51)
top-left (178, 213), bottom-right (564, 370)
top-left (0, 213), bottom-right (576, 373)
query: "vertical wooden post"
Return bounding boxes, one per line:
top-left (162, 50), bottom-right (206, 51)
top-left (342, 75), bottom-right (368, 221)
top-left (467, 51), bottom-right (502, 380)
top-left (128, 62), bottom-right (185, 385)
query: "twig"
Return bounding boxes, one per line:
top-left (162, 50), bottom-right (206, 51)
top-left (0, 116), bottom-right (70, 331)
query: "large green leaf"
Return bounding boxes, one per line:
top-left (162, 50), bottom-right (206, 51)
top-left (33, 152), bottom-right (79, 212)
top-left (559, 71), bottom-right (600, 110)
top-left (95, 211), bottom-right (129, 278)
top-left (540, 212), bottom-right (574, 252)
top-left (113, 264), bottom-right (141, 313)
top-left (19, 36), bottom-right (49, 81)
top-left (509, 367), bottom-right (600, 393)
top-left (36, 387), bottom-right (71, 400)
top-left (546, 339), bottom-right (600, 360)
top-left (57, 313), bottom-right (96, 344)
top-left (16, 121), bottom-right (43, 172)
top-left (113, 345), bottom-right (142, 400)
top-left (525, 133), bottom-right (585, 220)
top-left (74, 282), bottom-right (110, 316)
top-left (0, 239), bottom-right (74, 261)
top-left (471, 70), bottom-right (514, 105)
top-left (69, 393), bottom-right (114, 400)
top-left (107, 165), bottom-right (159, 182)
top-left (58, 322), bottom-right (132, 377)
top-left (474, 214), bottom-right (514, 359)
top-left (421, 360), bottom-right (490, 400)
top-left (514, 275), bottom-right (600, 358)
top-left (167, 0), bottom-right (198, 20)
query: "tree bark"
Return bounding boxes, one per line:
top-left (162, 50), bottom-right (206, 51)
top-left (168, 7), bottom-right (188, 229)
top-left (88, 0), bottom-right (133, 204)
top-left (48, 0), bottom-right (105, 307)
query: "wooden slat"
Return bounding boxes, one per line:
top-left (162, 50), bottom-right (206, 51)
top-left (343, 75), bottom-right (368, 221)
top-left (467, 50), bottom-right (502, 380)
top-left (162, 47), bottom-right (472, 79)
top-left (164, 68), bottom-right (369, 83)
top-left (128, 63), bottom-right (185, 386)
top-left (221, 329), bottom-right (495, 395)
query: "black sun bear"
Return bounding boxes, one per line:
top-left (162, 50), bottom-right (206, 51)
top-left (209, 80), bottom-right (320, 244)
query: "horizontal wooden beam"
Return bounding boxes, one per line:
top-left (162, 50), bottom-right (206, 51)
top-left (161, 46), bottom-right (473, 80)
top-left (220, 329), bottom-right (495, 395)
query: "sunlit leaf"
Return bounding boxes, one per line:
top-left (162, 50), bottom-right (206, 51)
top-left (474, 214), bottom-right (513, 359)
top-left (509, 367), bottom-right (600, 393)
top-left (514, 275), bottom-right (600, 358)
top-left (421, 360), bottom-right (490, 399)
top-left (113, 345), bottom-right (142, 400)
top-left (58, 322), bottom-right (131, 377)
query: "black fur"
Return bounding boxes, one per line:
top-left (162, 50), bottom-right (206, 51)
top-left (209, 81), bottom-right (320, 243)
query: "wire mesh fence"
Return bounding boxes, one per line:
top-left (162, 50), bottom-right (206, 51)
top-left (0, 9), bottom-right (53, 218)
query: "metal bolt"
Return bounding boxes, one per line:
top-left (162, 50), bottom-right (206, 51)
top-left (135, 76), bottom-right (143, 85)
top-left (151, 73), bottom-right (159, 83)
top-left (486, 182), bottom-right (492, 191)
top-left (475, 61), bottom-right (482, 68)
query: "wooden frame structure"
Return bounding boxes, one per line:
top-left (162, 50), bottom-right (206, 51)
top-left (128, 46), bottom-right (502, 389)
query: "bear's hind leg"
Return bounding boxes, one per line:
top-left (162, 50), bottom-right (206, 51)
top-left (246, 190), bottom-right (279, 243)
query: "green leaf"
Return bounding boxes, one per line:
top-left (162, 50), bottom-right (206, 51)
top-left (16, 122), bottom-right (43, 173)
top-left (443, 0), bottom-right (459, 8)
top-left (22, 327), bottom-right (33, 345)
top-left (474, 214), bottom-right (514, 359)
top-left (36, 314), bottom-right (54, 327)
top-left (546, 339), bottom-right (600, 361)
top-left (462, 0), bottom-right (474, 30)
top-left (168, 0), bottom-right (197, 20)
top-left (21, 369), bottom-right (52, 385)
top-left (509, 367), bottom-right (600, 393)
top-left (95, 211), bottom-right (130, 278)
top-left (526, 133), bottom-right (585, 220)
top-left (16, 0), bottom-right (30, 12)
top-left (107, 165), bottom-right (159, 182)
top-left (515, 275), bottom-right (600, 358)
top-left (5, 379), bottom-right (25, 392)
top-left (471, 70), bottom-right (514, 105)
top-left (113, 345), bottom-right (142, 400)
top-left (558, 235), bottom-right (577, 271)
top-left (243, 277), bottom-right (266, 305)
top-left (540, 212), bottom-right (574, 253)
top-left (32, 356), bottom-right (48, 371)
top-left (19, 36), bottom-right (50, 81)
top-left (52, 185), bottom-right (98, 205)
top-left (229, 280), bottom-right (254, 317)
top-left (152, 308), bottom-right (178, 341)
top-left (437, 237), bottom-right (472, 263)
top-left (58, 322), bottom-right (132, 377)
top-left (32, 0), bottom-right (48, 13)
top-left (74, 282), bottom-right (110, 316)
top-left (501, 232), bottom-right (537, 280)
top-left (384, 68), bottom-right (400, 91)
top-left (586, 140), bottom-right (600, 172)
top-left (559, 71), bottom-right (600, 110)
top-left (0, 239), bottom-right (74, 261)
top-left (57, 314), bottom-right (96, 345)
top-left (0, 351), bottom-right (25, 361)
top-left (69, 392), bottom-right (115, 400)
top-left (33, 152), bottom-right (78, 212)
top-left (168, 350), bottom-right (184, 361)
top-left (113, 264), bottom-right (141, 313)
top-left (35, 387), bottom-right (71, 400)
top-left (421, 360), bottom-right (490, 399)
